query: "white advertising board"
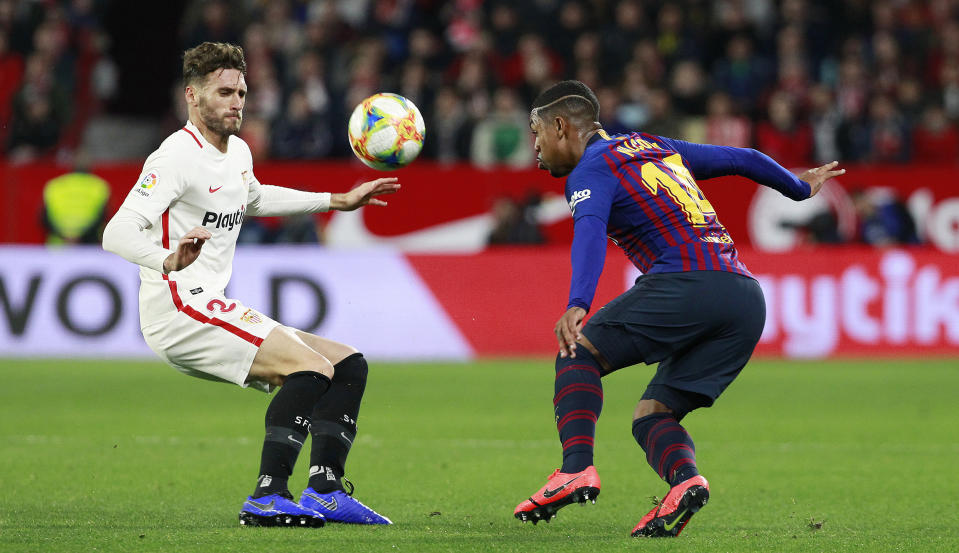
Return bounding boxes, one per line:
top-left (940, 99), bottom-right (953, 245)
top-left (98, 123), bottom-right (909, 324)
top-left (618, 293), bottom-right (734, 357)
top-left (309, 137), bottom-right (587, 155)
top-left (0, 246), bottom-right (473, 360)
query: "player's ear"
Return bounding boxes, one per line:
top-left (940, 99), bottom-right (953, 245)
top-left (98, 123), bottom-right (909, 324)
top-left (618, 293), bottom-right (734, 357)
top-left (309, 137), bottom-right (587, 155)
top-left (553, 116), bottom-right (566, 138)
top-left (184, 84), bottom-right (199, 107)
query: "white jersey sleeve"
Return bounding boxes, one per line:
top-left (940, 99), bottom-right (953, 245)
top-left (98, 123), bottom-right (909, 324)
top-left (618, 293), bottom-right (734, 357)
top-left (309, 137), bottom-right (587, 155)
top-left (102, 149), bottom-right (188, 273)
top-left (102, 206), bottom-right (170, 273)
top-left (242, 144), bottom-right (331, 215)
top-left (247, 182), bottom-right (332, 216)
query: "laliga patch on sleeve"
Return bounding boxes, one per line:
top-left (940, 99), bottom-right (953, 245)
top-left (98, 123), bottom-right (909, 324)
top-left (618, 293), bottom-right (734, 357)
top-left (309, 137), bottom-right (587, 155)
top-left (135, 171), bottom-right (160, 198)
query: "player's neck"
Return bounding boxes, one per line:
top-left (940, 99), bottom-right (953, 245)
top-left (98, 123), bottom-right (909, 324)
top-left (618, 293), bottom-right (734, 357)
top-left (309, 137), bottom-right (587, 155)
top-left (581, 126), bottom-right (602, 145)
top-left (571, 127), bottom-right (601, 162)
top-left (189, 116), bottom-right (230, 153)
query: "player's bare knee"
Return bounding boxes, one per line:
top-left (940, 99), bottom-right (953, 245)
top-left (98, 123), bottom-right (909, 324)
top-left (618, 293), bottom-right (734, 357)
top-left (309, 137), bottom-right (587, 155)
top-left (634, 399), bottom-right (673, 420)
top-left (576, 337), bottom-right (612, 372)
top-left (301, 356), bottom-right (334, 380)
top-left (273, 361), bottom-right (333, 387)
top-left (328, 345), bottom-right (360, 366)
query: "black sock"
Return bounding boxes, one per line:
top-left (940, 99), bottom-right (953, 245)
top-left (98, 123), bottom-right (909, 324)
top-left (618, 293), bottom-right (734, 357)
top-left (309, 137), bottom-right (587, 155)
top-left (308, 353), bottom-right (367, 493)
top-left (252, 371), bottom-right (331, 498)
top-left (554, 350), bottom-right (604, 474)
top-left (632, 413), bottom-right (700, 487)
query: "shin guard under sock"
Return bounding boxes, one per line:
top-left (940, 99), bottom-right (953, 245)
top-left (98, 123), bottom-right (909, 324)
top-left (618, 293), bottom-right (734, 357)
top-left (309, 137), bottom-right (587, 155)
top-left (308, 353), bottom-right (368, 492)
top-left (554, 349), bottom-right (604, 474)
top-left (632, 413), bottom-right (700, 487)
top-left (253, 370), bottom-right (331, 497)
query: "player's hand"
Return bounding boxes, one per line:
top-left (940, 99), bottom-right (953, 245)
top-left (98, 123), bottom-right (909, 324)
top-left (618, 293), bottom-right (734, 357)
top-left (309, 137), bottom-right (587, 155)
top-left (331, 177), bottom-right (401, 211)
top-left (555, 306), bottom-right (587, 359)
top-left (800, 161), bottom-right (845, 198)
top-left (163, 227), bottom-right (211, 274)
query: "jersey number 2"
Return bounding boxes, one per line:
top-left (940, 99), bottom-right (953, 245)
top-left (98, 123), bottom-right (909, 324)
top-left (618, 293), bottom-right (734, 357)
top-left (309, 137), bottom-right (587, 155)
top-left (640, 154), bottom-right (715, 226)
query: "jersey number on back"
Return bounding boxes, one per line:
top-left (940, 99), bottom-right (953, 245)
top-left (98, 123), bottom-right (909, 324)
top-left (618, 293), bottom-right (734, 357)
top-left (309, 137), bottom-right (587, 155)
top-left (640, 154), bottom-right (716, 226)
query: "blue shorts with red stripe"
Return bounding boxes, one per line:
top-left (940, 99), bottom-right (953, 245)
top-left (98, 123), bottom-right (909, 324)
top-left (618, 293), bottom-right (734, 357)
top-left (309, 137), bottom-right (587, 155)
top-left (582, 270), bottom-right (765, 417)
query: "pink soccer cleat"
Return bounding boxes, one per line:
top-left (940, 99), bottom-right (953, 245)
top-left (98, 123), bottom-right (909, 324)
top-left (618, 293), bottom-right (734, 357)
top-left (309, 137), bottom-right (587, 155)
top-left (631, 475), bottom-right (709, 537)
top-left (514, 466), bottom-right (601, 524)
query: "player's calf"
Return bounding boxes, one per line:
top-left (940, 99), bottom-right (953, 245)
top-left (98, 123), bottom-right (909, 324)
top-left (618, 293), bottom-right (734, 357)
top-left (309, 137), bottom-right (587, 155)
top-left (514, 466), bottom-right (600, 524)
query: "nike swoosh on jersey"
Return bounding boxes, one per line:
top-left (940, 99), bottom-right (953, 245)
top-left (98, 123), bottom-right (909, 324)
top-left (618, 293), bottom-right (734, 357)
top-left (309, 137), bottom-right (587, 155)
top-left (287, 434), bottom-right (304, 446)
top-left (304, 491), bottom-right (337, 511)
top-left (209, 185), bottom-right (223, 193)
top-left (542, 474), bottom-right (583, 498)
top-left (340, 432), bottom-right (353, 446)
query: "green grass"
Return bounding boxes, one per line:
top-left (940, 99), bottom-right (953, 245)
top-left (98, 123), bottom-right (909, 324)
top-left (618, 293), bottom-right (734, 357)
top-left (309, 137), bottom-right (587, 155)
top-left (1, 358), bottom-right (958, 552)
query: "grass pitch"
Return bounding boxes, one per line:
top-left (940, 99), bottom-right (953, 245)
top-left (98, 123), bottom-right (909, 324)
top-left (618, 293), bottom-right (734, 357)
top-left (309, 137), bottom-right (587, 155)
top-left (1, 357), bottom-right (957, 552)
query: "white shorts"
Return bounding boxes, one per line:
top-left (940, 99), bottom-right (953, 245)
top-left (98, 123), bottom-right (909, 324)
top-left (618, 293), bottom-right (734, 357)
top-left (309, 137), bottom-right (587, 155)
top-left (141, 292), bottom-right (281, 393)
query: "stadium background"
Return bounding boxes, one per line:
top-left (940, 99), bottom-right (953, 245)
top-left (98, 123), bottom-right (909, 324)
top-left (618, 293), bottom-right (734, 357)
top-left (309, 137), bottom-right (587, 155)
top-left (2, 2), bottom-right (959, 552)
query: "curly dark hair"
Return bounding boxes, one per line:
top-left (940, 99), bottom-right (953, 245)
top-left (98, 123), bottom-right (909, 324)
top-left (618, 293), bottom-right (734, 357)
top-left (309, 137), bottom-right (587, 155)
top-left (182, 42), bottom-right (246, 87)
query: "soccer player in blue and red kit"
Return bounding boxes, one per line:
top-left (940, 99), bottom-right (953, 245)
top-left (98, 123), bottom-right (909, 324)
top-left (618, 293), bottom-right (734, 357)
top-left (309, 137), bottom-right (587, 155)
top-left (513, 81), bottom-right (845, 537)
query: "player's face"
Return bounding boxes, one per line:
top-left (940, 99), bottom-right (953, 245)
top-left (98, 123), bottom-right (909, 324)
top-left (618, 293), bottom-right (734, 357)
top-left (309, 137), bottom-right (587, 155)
top-left (530, 113), bottom-right (572, 178)
top-left (195, 68), bottom-right (246, 137)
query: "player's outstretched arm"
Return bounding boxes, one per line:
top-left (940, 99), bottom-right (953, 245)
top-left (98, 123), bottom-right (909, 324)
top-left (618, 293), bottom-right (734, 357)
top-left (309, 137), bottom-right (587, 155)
top-left (799, 161), bottom-right (845, 198)
top-left (653, 136), bottom-right (831, 201)
top-left (162, 227), bottom-right (212, 274)
top-left (331, 177), bottom-right (401, 211)
top-left (247, 178), bottom-right (399, 216)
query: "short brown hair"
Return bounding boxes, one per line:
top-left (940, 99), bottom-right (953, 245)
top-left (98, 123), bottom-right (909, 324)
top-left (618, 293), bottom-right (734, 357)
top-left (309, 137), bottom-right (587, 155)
top-left (182, 42), bottom-right (246, 87)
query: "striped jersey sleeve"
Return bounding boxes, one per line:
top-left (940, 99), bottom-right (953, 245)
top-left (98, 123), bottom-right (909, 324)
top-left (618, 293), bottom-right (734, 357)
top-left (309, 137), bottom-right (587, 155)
top-left (564, 130), bottom-right (755, 310)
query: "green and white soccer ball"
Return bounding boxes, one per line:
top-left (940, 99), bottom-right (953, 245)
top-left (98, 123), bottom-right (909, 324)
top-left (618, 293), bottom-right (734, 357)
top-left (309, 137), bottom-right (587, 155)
top-left (348, 93), bottom-right (425, 170)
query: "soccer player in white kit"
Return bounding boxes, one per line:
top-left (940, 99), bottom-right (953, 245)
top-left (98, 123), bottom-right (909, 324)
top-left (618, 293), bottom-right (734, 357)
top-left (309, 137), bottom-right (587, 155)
top-left (102, 42), bottom-right (393, 527)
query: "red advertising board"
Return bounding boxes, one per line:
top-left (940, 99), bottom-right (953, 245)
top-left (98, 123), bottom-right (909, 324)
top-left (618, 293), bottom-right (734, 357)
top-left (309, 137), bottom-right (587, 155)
top-left (3, 161), bottom-right (959, 254)
top-left (736, 247), bottom-right (958, 358)
top-left (408, 246), bottom-right (958, 359)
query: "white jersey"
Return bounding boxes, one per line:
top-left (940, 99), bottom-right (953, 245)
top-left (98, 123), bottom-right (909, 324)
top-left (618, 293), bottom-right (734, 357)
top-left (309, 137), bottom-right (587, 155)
top-left (116, 121), bottom-right (313, 328)
top-left (104, 120), bottom-right (331, 390)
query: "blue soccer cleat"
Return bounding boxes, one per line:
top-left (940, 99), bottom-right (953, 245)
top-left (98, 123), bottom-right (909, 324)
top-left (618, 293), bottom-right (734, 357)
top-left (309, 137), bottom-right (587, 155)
top-left (239, 492), bottom-right (326, 527)
top-left (300, 487), bottom-right (392, 525)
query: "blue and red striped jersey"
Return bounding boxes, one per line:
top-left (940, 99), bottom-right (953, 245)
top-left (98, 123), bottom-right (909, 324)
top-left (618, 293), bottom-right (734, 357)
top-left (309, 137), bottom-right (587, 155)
top-left (565, 130), bottom-right (810, 311)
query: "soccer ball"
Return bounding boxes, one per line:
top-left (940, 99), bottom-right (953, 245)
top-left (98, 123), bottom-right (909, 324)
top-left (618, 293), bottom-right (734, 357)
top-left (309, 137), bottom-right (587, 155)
top-left (348, 93), bottom-right (425, 170)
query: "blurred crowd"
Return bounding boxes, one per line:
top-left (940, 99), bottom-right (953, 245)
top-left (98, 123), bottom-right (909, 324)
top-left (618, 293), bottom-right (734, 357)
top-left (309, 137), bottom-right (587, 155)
top-left (3, 0), bottom-right (959, 167)
top-left (0, 0), bottom-right (116, 163)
